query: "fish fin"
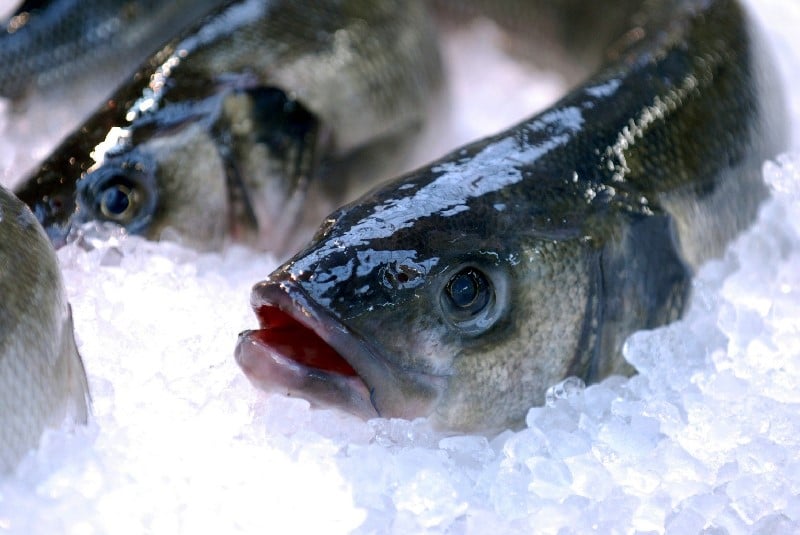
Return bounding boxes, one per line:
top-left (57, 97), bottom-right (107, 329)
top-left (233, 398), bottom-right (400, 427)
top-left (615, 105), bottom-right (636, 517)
top-left (589, 210), bottom-right (691, 381)
top-left (245, 86), bottom-right (323, 187)
top-left (214, 86), bottom-right (325, 248)
top-left (62, 305), bottom-right (91, 425)
top-left (567, 246), bottom-right (604, 380)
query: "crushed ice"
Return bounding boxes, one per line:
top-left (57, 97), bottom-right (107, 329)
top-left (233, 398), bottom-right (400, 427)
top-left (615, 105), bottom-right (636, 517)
top-left (1, 1), bottom-right (800, 533)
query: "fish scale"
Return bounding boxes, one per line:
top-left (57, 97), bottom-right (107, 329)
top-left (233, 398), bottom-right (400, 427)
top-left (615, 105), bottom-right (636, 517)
top-left (0, 0), bottom-right (228, 100)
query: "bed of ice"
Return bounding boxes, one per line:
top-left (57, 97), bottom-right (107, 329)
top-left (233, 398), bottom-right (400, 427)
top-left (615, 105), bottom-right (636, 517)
top-left (1, 1), bottom-right (799, 533)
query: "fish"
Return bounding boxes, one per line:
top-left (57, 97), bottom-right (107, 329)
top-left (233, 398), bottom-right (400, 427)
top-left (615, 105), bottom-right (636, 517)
top-left (0, 0), bottom-right (228, 101)
top-left (235, 0), bottom-right (788, 432)
top-left (14, 0), bottom-right (442, 252)
top-left (0, 185), bottom-right (89, 475)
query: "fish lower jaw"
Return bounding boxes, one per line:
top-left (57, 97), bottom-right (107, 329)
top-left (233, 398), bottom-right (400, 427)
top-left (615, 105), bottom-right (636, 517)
top-left (235, 331), bottom-right (378, 419)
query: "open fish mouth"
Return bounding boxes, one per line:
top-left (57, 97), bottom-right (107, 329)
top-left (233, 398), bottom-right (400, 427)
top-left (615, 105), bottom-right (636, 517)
top-left (235, 280), bottom-right (379, 418)
top-left (235, 278), bottom-right (448, 420)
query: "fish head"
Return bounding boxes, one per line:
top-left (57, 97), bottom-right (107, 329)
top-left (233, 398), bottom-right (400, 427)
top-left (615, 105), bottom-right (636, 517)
top-left (71, 109), bottom-right (235, 249)
top-left (14, 96), bottom-right (232, 249)
top-left (14, 162), bottom-right (82, 248)
top-left (16, 86), bottom-right (320, 250)
top-left (237, 164), bottom-right (602, 433)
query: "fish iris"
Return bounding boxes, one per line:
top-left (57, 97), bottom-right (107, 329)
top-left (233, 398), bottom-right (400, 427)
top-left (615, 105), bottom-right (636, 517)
top-left (447, 268), bottom-right (489, 312)
top-left (100, 183), bottom-right (132, 218)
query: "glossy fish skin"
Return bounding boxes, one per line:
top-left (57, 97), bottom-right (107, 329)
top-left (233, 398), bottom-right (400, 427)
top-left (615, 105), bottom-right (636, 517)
top-left (0, 185), bottom-right (89, 475)
top-left (0, 0), bottom-right (227, 100)
top-left (15, 0), bottom-right (441, 252)
top-left (236, 0), bottom-right (787, 432)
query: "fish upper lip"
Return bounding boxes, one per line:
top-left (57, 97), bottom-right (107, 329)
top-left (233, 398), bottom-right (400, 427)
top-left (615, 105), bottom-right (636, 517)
top-left (236, 277), bottom-right (380, 417)
top-left (248, 279), bottom-right (370, 370)
top-left (236, 277), bottom-right (448, 420)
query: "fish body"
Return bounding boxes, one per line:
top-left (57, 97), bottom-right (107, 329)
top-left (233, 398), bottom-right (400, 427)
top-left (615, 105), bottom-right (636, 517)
top-left (0, 185), bottom-right (89, 474)
top-left (15, 0), bottom-right (442, 252)
top-left (0, 0), bottom-right (228, 100)
top-left (235, 0), bottom-right (788, 432)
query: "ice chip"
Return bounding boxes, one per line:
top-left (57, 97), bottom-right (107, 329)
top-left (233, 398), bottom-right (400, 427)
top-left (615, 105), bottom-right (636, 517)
top-left (486, 462), bottom-right (534, 520)
top-left (68, 220), bottom-right (129, 251)
top-left (438, 435), bottom-right (494, 468)
top-left (581, 382), bottom-right (620, 421)
top-left (597, 417), bottom-right (660, 458)
top-left (711, 504), bottom-right (751, 533)
top-left (624, 324), bottom-right (711, 393)
top-left (393, 468), bottom-right (468, 529)
top-left (369, 418), bottom-right (439, 449)
top-left (545, 428), bottom-right (591, 459)
top-left (545, 376), bottom-right (585, 407)
top-left (525, 457), bottom-right (573, 499)
top-left (764, 154), bottom-right (800, 226)
top-left (752, 513), bottom-right (797, 535)
top-left (501, 427), bottom-right (548, 463)
top-left (665, 508), bottom-right (706, 534)
top-left (525, 403), bottom-right (580, 433)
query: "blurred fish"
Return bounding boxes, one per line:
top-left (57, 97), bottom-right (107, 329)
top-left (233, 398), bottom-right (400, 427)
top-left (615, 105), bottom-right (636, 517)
top-left (0, 0), bottom-right (227, 100)
top-left (0, 185), bottom-right (89, 475)
top-left (14, 0), bottom-right (441, 252)
top-left (235, 0), bottom-right (788, 432)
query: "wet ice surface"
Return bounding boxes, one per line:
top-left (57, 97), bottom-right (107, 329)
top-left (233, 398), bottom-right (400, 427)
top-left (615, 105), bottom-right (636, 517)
top-left (2, 1), bottom-right (800, 533)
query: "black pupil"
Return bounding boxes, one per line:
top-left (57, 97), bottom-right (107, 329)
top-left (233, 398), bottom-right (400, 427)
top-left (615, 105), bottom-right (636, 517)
top-left (449, 270), bottom-right (479, 308)
top-left (102, 185), bottom-right (130, 216)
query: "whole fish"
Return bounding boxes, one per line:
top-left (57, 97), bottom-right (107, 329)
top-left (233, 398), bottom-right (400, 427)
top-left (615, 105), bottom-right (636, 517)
top-left (14, 0), bottom-right (441, 252)
top-left (0, 185), bottom-right (89, 475)
top-left (0, 0), bottom-right (227, 100)
top-left (235, 0), bottom-right (788, 432)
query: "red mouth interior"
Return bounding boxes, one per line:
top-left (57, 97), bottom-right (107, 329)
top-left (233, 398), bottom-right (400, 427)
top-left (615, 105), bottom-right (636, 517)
top-left (253, 305), bottom-right (357, 376)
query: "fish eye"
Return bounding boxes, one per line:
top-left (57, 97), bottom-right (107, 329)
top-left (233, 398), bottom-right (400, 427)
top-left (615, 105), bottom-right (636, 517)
top-left (77, 156), bottom-right (157, 234)
top-left (441, 266), bottom-right (498, 335)
top-left (446, 268), bottom-right (489, 311)
top-left (99, 177), bottom-right (139, 221)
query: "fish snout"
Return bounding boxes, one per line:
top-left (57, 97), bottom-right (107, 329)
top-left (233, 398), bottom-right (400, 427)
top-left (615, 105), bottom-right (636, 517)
top-left (238, 278), bottom-right (378, 417)
top-left (240, 275), bottom-right (449, 422)
top-left (14, 179), bottom-right (77, 249)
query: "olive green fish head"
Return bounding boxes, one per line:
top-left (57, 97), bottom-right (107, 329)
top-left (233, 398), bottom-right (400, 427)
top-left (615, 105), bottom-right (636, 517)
top-left (236, 144), bottom-right (604, 432)
top-left (15, 85), bottom-right (319, 251)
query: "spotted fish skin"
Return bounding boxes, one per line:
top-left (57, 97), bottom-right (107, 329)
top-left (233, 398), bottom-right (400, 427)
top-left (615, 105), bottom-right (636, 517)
top-left (236, 0), bottom-right (787, 432)
top-left (0, 0), bottom-right (228, 100)
top-left (14, 0), bottom-right (442, 252)
top-left (0, 185), bottom-right (88, 475)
